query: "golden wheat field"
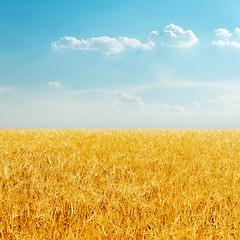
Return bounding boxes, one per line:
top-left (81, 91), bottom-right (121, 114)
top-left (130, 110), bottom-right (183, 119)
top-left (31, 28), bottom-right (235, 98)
top-left (1, 129), bottom-right (240, 239)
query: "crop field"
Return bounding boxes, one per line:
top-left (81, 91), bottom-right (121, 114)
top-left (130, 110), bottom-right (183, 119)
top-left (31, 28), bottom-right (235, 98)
top-left (1, 129), bottom-right (240, 239)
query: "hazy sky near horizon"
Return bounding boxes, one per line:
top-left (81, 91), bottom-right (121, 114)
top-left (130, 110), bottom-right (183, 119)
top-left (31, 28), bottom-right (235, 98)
top-left (1, 0), bottom-right (240, 128)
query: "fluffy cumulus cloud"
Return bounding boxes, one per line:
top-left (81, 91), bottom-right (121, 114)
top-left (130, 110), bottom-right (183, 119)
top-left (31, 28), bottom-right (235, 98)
top-left (150, 23), bottom-right (198, 48)
top-left (48, 81), bottom-right (61, 88)
top-left (52, 36), bottom-right (155, 54)
top-left (212, 28), bottom-right (240, 48)
top-left (0, 85), bottom-right (13, 93)
top-left (215, 28), bottom-right (231, 38)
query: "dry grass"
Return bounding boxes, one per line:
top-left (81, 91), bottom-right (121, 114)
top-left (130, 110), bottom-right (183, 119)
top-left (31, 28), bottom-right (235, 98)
top-left (1, 129), bottom-right (240, 239)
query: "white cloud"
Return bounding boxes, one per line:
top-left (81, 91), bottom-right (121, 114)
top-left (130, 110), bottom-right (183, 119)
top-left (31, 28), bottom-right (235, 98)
top-left (209, 94), bottom-right (240, 104)
top-left (48, 81), bottom-right (61, 88)
top-left (212, 28), bottom-right (240, 48)
top-left (0, 94), bottom-right (219, 129)
top-left (118, 92), bottom-right (144, 105)
top-left (212, 38), bottom-right (240, 48)
top-left (89, 36), bottom-right (125, 54)
top-left (215, 28), bottom-right (231, 38)
top-left (132, 79), bottom-right (240, 94)
top-left (235, 28), bottom-right (240, 35)
top-left (118, 37), bottom-right (155, 50)
top-left (117, 91), bottom-right (185, 113)
top-left (208, 95), bottom-right (240, 117)
top-left (150, 31), bottom-right (159, 37)
top-left (52, 36), bottom-right (154, 55)
top-left (190, 102), bottom-right (201, 107)
top-left (51, 36), bottom-right (89, 50)
top-left (67, 88), bottom-right (185, 114)
top-left (68, 88), bottom-right (114, 95)
top-left (4, 86), bottom-right (238, 128)
top-left (68, 88), bottom-right (186, 114)
top-left (0, 85), bottom-right (13, 93)
top-left (151, 102), bottom-right (185, 112)
top-left (150, 23), bottom-right (198, 48)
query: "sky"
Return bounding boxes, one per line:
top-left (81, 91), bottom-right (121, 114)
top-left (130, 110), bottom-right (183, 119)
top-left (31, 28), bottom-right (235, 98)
top-left (1, 0), bottom-right (240, 128)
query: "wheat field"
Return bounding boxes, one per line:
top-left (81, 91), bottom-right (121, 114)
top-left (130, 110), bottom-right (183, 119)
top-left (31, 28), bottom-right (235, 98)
top-left (1, 129), bottom-right (240, 239)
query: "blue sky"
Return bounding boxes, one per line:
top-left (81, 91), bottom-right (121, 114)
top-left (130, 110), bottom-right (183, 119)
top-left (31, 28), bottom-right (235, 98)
top-left (1, 0), bottom-right (240, 128)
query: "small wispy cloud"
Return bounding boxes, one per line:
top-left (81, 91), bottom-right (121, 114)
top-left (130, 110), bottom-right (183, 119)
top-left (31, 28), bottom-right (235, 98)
top-left (189, 102), bottom-right (201, 108)
top-left (131, 79), bottom-right (240, 94)
top-left (0, 85), bottom-right (13, 93)
top-left (48, 81), bottom-right (61, 88)
top-left (118, 91), bottom-right (185, 112)
top-left (208, 94), bottom-right (240, 118)
top-left (209, 94), bottom-right (240, 104)
top-left (52, 36), bottom-right (155, 55)
top-left (212, 28), bottom-right (240, 48)
top-left (150, 23), bottom-right (198, 48)
top-left (118, 92), bottom-right (144, 105)
top-left (67, 87), bottom-right (186, 114)
top-left (68, 88), bottom-right (114, 95)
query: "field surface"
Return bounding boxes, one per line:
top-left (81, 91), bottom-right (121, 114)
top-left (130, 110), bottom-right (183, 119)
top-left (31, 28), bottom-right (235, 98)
top-left (1, 129), bottom-right (240, 239)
